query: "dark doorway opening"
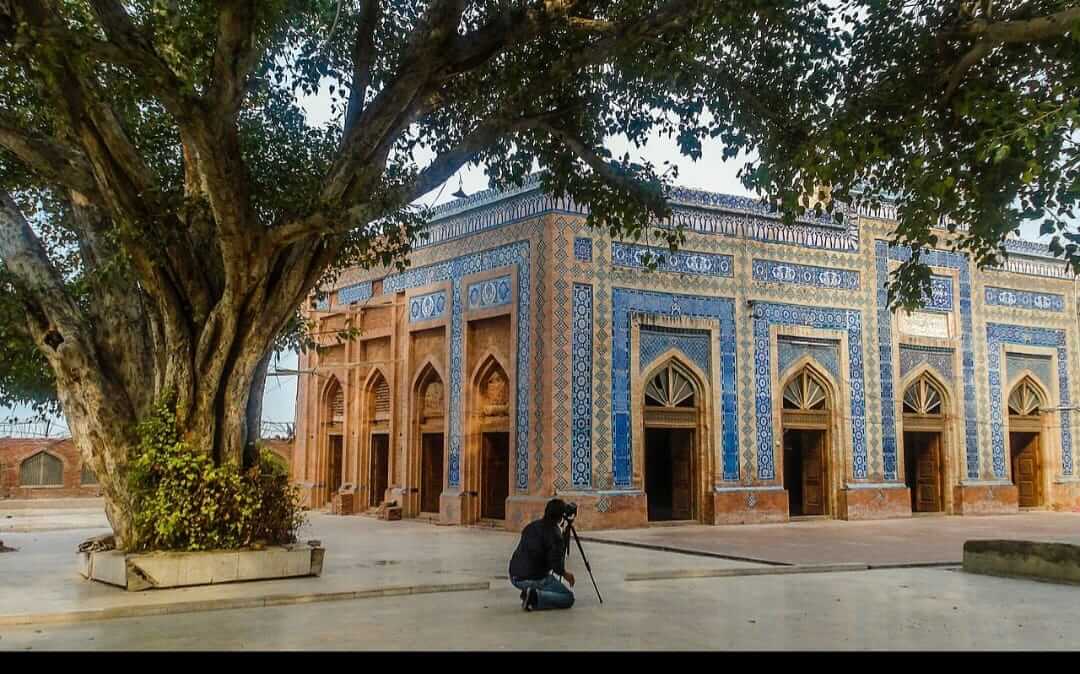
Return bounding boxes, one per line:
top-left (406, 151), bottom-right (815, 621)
top-left (481, 432), bottom-right (510, 520)
top-left (370, 434), bottom-right (389, 507)
top-left (1010, 431), bottom-right (1041, 508)
top-left (903, 431), bottom-right (944, 513)
top-left (645, 428), bottom-right (693, 522)
top-left (328, 435), bottom-right (344, 497)
top-left (421, 434), bottom-right (444, 514)
top-left (783, 429), bottom-right (826, 517)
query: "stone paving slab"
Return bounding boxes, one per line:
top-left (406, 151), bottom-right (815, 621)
top-left (0, 508), bottom-right (757, 625)
top-left (585, 512), bottom-right (1080, 566)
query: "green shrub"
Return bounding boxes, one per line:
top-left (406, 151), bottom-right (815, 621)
top-left (129, 401), bottom-right (307, 552)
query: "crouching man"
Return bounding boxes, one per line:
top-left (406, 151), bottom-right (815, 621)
top-left (508, 498), bottom-right (576, 611)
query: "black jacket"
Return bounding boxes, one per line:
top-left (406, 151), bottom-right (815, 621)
top-left (508, 519), bottom-right (566, 581)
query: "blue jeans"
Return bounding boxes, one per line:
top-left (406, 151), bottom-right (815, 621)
top-left (511, 574), bottom-right (575, 610)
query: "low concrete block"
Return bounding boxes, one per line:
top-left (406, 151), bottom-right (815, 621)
top-left (963, 540), bottom-right (1080, 585)
top-left (79, 545), bottom-right (325, 591)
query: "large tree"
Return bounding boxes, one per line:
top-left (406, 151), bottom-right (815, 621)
top-left (0, 0), bottom-right (1076, 548)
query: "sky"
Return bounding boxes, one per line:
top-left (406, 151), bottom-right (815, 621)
top-left (0, 87), bottom-right (1057, 437)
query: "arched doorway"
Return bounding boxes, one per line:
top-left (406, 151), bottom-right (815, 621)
top-left (901, 373), bottom-right (948, 513)
top-left (1008, 376), bottom-right (1046, 508)
top-left (642, 359), bottom-right (702, 522)
top-left (781, 366), bottom-right (833, 517)
top-left (321, 377), bottom-right (345, 506)
top-left (471, 356), bottom-right (512, 522)
top-left (414, 364), bottom-right (446, 515)
top-left (365, 370), bottom-right (392, 508)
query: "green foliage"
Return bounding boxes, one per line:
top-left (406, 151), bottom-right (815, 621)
top-left (129, 401), bottom-right (306, 552)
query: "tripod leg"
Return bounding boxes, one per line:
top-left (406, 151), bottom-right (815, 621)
top-left (569, 524), bottom-right (603, 604)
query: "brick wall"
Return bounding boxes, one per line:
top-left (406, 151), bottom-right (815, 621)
top-left (0, 438), bottom-right (101, 499)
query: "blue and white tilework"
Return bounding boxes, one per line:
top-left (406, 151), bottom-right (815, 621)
top-left (639, 326), bottom-right (712, 377)
top-left (571, 284), bottom-right (593, 487)
top-left (924, 276), bottom-right (954, 312)
top-left (574, 237), bottom-right (593, 263)
top-left (611, 242), bottom-right (733, 277)
top-left (752, 260), bottom-right (860, 291)
top-left (987, 323), bottom-right (1072, 477)
top-left (611, 289), bottom-right (739, 484)
top-left (382, 242), bottom-right (531, 489)
top-left (985, 286), bottom-right (1065, 313)
top-left (467, 275), bottom-right (513, 310)
top-left (899, 345), bottom-right (955, 382)
top-left (752, 303), bottom-right (867, 480)
top-left (1006, 353), bottom-right (1054, 391)
top-left (408, 291), bottom-right (447, 323)
top-left (876, 242), bottom-right (977, 480)
top-left (337, 281), bottom-right (373, 306)
top-left (777, 337), bottom-right (841, 382)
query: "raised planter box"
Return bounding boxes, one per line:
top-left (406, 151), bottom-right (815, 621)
top-left (78, 544), bottom-right (325, 592)
top-left (963, 540), bottom-right (1080, 585)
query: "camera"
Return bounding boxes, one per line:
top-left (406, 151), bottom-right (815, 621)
top-left (561, 501), bottom-right (578, 522)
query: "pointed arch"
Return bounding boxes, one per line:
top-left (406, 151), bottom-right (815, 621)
top-left (413, 359), bottom-right (447, 424)
top-left (471, 352), bottom-right (511, 418)
top-left (643, 358), bottom-right (700, 409)
top-left (363, 367), bottom-right (392, 423)
top-left (780, 362), bottom-right (833, 412)
top-left (19, 451), bottom-right (63, 487)
top-left (1008, 375), bottom-right (1047, 417)
top-left (903, 372), bottom-right (948, 416)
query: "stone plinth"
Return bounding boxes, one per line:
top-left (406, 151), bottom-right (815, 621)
top-left (78, 544), bottom-right (325, 592)
top-left (712, 488), bottom-right (788, 525)
top-left (954, 484), bottom-right (1019, 515)
top-left (841, 485), bottom-right (911, 521)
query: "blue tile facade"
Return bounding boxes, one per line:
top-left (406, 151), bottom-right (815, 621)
top-left (1005, 353), bottom-right (1054, 391)
top-left (876, 242), bottom-right (978, 480)
top-left (924, 276), bottom-right (954, 312)
top-left (467, 275), bottom-right (512, 310)
top-left (338, 281), bottom-right (373, 306)
top-left (985, 286), bottom-right (1065, 313)
top-left (408, 291), bottom-right (447, 323)
top-left (752, 302), bottom-right (867, 480)
top-left (382, 242), bottom-right (531, 489)
top-left (612, 288), bottom-right (739, 484)
top-left (899, 345), bottom-right (955, 382)
top-left (574, 237), bottom-right (593, 263)
top-left (987, 323), bottom-right (1073, 477)
top-left (777, 337), bottom-right (841, 382)
top-left (571, 284), bottom-right (594, 487)
top-left (639, 326), bottom-right (712, 378)
top-left (611, 241), bottom-right (733, 277)
top-left (752, 260), bottom-right (860, 291)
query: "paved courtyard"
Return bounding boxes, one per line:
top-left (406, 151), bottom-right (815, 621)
top-left (2, 499), bottom-right (1080, 650)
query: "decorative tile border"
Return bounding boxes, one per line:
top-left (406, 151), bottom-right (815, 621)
top-left (571, 284), bottom-right (594, 487)
top-left (338, 281), bottom-right (373, 306)
top-left (985, 286), bottom-right (1065, 313)
top-left (924, 276), bottom-right (954, 312)
top-left (612, 288), bottom-right (739, 485)
top-left (408, 291), bottom-right (447, 323)
top-left (639, 326), bottom-right (712, 377)
top-left (611, 242), bottom-right (734, 277)
top-left (382, 242), bottom-right (531, 489)
top-left (466, 275), bottom-right (512, 310)
top-left (574, 237), bottom-right (593, 263)
top-left (987, 323), bottom-right (1072, 477)
top-left (876, 242), bottom-right (977, 480)
top-left (899, 345), bottom-right (955, 382)
top-left (752, 302), bottom-right (867, 480)
top-left (752, 259), bottom-right (860, 291)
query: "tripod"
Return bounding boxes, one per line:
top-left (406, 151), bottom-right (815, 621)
top-left (562, 517), bottom-right (603, 604)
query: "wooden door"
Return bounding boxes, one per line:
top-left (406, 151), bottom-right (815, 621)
top-left (329, 436), bottom-right (343, 496)
top-left (671, 430), bottom-right (693, 520)
top-left (915, 434), bottom-right (942, 512)
top-left (370, 434), bottom-right (389, 507)
top-left (421, 434), bottom-right (444, 514)
top-left (802, 431), bottom-right (825, 516)
top-left (1013, 433), bottom-right (1040, 507)
top-left (481, 433), bottom-right (509, 520)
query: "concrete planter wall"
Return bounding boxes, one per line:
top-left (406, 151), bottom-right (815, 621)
top-left (963, 540), bottom-right (1080, 585)
top-left (78, 544), bottom-right (325, 592)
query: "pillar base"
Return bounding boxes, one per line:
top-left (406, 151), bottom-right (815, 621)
top-left (1050, 481), bottom-right (1080, 512)
top-left (712, 487), bottom-right (788, 524)
top-left (840, 485), bottom-right (912, 520)
top-left (954, 483), bottom-right (1019, 515)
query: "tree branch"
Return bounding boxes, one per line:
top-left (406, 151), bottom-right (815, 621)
top-left (208, 1), bottom-right (262, 118)
top-left (0, 117), bottom-right (98, 196)
top-left (942, 6), bottom-right (1080, 43)
top-left (343, 0), bottom-right (382, 137)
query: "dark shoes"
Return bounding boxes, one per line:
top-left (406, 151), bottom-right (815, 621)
top-left (521, 587), bottom-right (538, 611)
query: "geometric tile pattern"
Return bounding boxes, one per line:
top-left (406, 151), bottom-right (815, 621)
top-left (639, 326), bottom-right (712, 378)
top-left (752, 259), bottom-right (860, 290)
top-left (752, 302), bottom-right (866, 480)
top-left (338, 281), bottom-right (374, 305)
top-left (408, 291), bottom-right (447, 323)
top-left (382, 242), bottom-right (531, 489)
top-left (466, 275), bottom-right (512, 310)
top-left (574, 237), bottom-right (593, 263)
top-left (611, 241), bottom-right (734, 277)
top-left (877, 242), bottom-right (977, 480)
top-left (1006, 353), bottom-right (1054, 392)
top-left (572, 284), bottom-right (594, 487)
top-left (777, 337), bottom-right (841, 382)
top-left (899, 345), bottom-right (955, 382)
top-left (924, 275), bottom-right (954, 312)
top-left (985, 286), bottom-right (1065, 313)
top-left (987, 323), bottom-right (1072, 477)
top-left (612, 288), bottom-right (739, 485)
